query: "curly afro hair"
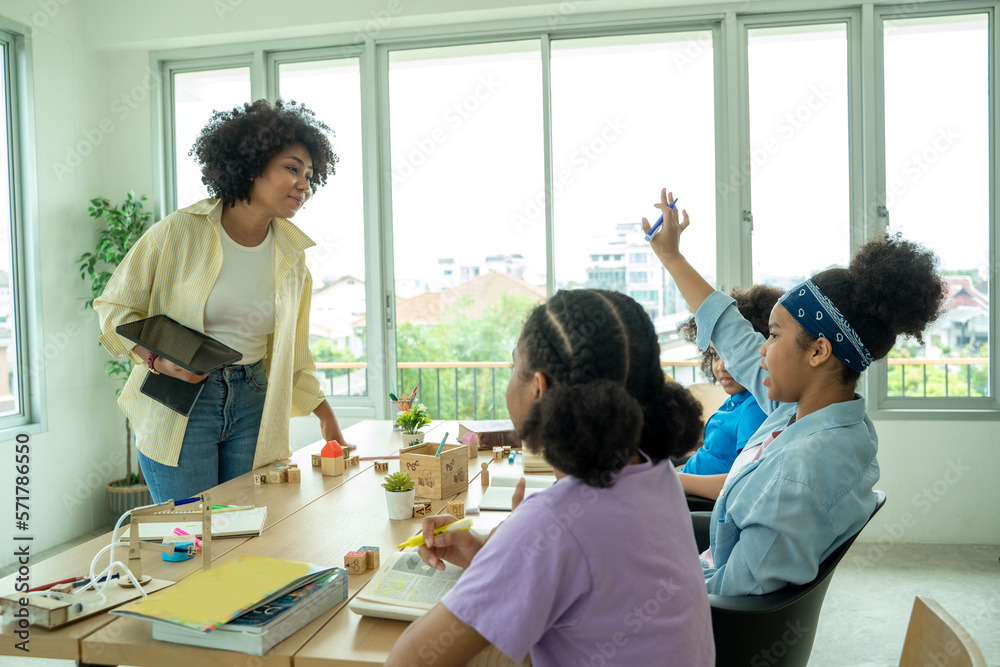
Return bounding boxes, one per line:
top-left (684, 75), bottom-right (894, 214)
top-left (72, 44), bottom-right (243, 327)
top-left (517, 289), bottom-right (703, 487)
top-left (189, 99), bottom-right (338, 208)
top-left (678, 284), bottom-right (784, 382)
top-left (800, 232), bottom-right (947, 386)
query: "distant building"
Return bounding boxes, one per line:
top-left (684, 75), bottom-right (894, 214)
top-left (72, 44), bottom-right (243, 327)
top-left (584, 221), bottom-right (683, 322)
top-left (310, 276), bottom-right (366, 358)
top-left (355, 271), bottom-right (546, 330)
top-left (436, 254), bottom-right (526, 290)
top-left (936, 275), bottom-right (989, 354)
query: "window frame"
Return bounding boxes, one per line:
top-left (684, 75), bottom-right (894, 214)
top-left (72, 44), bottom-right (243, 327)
top-left (865, 2), bottom-right (998, 417)
top-left (148, 0), bottom-right (1000, 420)
top-left (0, 18), bottom-right (45, 439)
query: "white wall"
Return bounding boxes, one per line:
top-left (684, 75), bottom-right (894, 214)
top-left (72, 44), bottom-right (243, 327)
top-left (0, 0), bottom-right (130, 557)
top-left (0, 0), bottom-right (995, 559)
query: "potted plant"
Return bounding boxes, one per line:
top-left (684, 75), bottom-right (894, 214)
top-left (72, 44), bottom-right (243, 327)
top-left (394, 403), bottom-right (431, 444)
top-left (382, 471), bottom-right (416, 520)
top-left (77, 192), bottom-right (154, 518)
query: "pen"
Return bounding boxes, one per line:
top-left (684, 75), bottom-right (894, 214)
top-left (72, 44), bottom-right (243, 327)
top-left (508, 449), bottom-right (516, 463)
top-left (173, 496), bottom-right (202, 506)
top-left (211, 505), bottom-right (255, 514)
top-left (643, 197), bottom-right (678, 242)
top-left (397, 518), bottom-right (473, 549)
top-left (434, 432), bottom-right (449, 457)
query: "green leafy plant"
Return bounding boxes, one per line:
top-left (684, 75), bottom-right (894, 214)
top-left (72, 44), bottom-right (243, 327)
top-left (382, 471), bottom-right (415, 493)
top-left (77, 192), bottom-right (153, 487)
top-left (407, 438), bottom-right (421, 447)
top-left (394, 403), bottom-right (431, 434)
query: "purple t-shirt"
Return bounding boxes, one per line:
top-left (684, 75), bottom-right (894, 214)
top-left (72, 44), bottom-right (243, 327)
top-left (441, 453), bottom-right (715, 666)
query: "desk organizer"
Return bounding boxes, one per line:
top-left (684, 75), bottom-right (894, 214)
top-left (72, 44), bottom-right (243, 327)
top-left (399, 443), bottom-right (468, 499)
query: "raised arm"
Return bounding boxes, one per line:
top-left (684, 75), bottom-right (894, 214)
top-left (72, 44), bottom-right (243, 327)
top-left (643, 189), bottom-right (714, 314)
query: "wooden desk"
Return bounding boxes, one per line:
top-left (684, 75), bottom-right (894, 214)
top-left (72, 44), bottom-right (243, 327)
top-left (2, 420), bottom-right (524, 666)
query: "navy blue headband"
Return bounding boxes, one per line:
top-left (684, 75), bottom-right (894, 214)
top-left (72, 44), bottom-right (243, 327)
top-left (779, 280), bottom-right (875, 373)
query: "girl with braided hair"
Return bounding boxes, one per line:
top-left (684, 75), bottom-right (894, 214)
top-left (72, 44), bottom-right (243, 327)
top-left (645, 189), bottom-right (946, 596)
top-left (386, 289), bottom-right (714, 667)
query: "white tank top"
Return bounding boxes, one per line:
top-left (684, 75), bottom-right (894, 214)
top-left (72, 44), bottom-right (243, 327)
top-left (203, 224), bottom-right (275, 365)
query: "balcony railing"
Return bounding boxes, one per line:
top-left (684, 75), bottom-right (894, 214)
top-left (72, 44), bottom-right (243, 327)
top-left (315, 357), bottom-right (990, 417)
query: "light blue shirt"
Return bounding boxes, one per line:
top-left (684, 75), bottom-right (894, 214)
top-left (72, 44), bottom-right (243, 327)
top-left (695, 291), bottom-right (880, 595)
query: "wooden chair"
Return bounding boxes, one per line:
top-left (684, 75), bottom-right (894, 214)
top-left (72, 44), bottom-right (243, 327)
top-left (899, 596), bottom-right (987, 667)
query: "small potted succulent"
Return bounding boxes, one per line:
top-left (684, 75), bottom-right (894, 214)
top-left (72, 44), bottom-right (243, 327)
top-left (382, 471), bottom-right (416, 520)
top-left (394, 403), bottom-right (431, 444)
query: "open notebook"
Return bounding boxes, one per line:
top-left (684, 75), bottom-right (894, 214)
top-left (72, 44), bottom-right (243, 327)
top-left (350, 551), bottom-right (465, 622)
top-left (478, 474), bottom-right (556, 511)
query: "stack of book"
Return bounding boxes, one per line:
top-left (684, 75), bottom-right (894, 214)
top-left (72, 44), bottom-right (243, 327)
top-left (522, 450), bottom-right (554, 473)
top-left (113, 556), bottom-right (348, 656)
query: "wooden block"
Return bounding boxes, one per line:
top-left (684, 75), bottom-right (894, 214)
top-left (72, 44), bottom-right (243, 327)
top-left (418, 500), bottom-right (431, 512)
top-left (446, 500), bottom-right (465, 520)
top-left (344, 551), bottom-right (367, 575)
top-left (254, 473), bottom-right (267, 485)
top-left (413, 503), bottom-right (426, 518)
top-left (286, 467), bottom-right (301, 483)
top-left (481, 461), bottom-right (490, 487)
top-left (311, 454), bottom-right (321, 467)
top-left (374, 461), bottom-right (389, 473)
top-left (321, 455), bottom-right (344, 477)
top-left (493, 447), bottom-right (504, 461)
top-left (399, 443), bottom-right (469, 500)
top-left (359, 546), bottom-right (380, 570)
top-left (502, 446), bottom-right (511, 457)
top-left (268, 468), bottom-right (286, 484)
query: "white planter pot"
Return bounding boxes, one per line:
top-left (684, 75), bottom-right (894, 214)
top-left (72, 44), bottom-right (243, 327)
top-left (385, 489), bottom-right (416, 520)
top-left (399, 430), bottom-right (425, 447)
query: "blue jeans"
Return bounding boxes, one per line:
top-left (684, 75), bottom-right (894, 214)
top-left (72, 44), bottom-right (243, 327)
top-left (138, 360), bottom-right (268, 503)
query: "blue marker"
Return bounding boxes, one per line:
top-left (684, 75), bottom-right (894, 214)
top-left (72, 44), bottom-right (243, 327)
top-left (643, 198), bottom-right (678, 242)
top-left (434, 432), bottom-right (449, 457)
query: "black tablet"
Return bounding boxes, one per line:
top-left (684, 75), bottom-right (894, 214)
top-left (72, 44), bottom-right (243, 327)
top-left (116, 315), bottom-right (242, 374)
top-left (116, 315), bottom-right (243, 416)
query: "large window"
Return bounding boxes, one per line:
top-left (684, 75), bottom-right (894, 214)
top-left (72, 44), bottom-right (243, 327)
top-left (155, 3), bottom-right (1000, 417)
top-left (277, 57), bottom-right (368, 397)
top-left (0, 26), bottom-right (31, 430)
top-left (169, 59), bottom-right (369, 399)
top-left (388, 42), bottom-right (544, 420)
top-left (172, 67), bottom-right (251, 209)
top-left (551, 32), bottom-right (716, 320)
top-left (881, 14), bottom-right (989, 400)
top-left (748, 23), bottom-right (850, 289)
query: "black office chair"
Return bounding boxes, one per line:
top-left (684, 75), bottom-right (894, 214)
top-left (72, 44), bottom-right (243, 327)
top-left (692, 490), bottom-right (886, 667)
top-left (686, 494), bottom-right (716, 512)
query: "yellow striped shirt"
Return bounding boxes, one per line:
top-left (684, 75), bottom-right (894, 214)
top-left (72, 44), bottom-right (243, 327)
top-left (94, 199), bottom-right (326, 468)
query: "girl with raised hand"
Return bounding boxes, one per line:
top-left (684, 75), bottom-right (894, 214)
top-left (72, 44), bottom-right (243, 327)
top-left (386, 289), bottom-right (714, 667)
top-left (645, 189), bottom-right (946, 596)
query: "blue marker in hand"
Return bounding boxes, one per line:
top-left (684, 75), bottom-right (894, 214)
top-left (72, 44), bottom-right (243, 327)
top-left (643, 197), bottom-right (678, 242)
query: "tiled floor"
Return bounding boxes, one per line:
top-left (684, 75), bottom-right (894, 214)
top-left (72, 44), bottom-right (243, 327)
top-left (1, 541), bottom-right (996, 666)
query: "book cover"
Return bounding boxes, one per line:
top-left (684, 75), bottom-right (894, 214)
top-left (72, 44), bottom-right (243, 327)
top-left (151, 569), bottom-right (349, 655)
top-left (112, 556), bottom-right (335, 632)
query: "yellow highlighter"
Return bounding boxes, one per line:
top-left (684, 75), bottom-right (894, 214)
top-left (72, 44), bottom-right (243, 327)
top-left (397, 518), bottom-right (473, 550)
